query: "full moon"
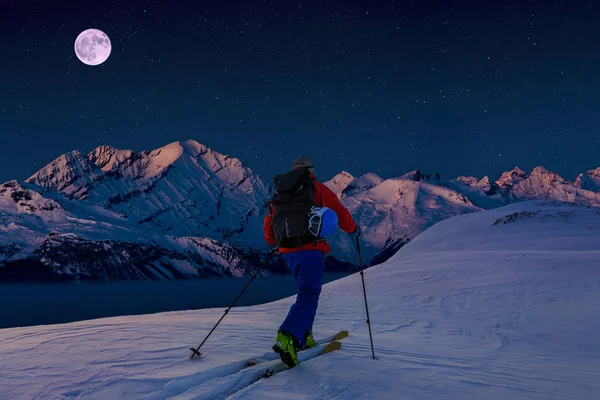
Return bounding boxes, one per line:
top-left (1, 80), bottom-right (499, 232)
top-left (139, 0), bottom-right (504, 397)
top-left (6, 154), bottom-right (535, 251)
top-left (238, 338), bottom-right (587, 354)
top-left (74, 29), bottom-right (112, 66)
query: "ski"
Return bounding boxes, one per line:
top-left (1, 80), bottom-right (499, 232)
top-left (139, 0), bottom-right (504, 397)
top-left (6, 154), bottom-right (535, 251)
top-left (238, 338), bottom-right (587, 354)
top-left (261, 339), bottom-right (344, 379)
top-left (185, 331), bottom-right (348, 387)
top-left (245, 330), bottom-right (348, 367)
top-left (171, 332), bottom-right (349, 399)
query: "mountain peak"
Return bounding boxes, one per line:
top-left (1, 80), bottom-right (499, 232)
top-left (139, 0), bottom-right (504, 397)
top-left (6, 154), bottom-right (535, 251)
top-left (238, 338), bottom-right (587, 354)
top-left (575, 167), bottom-right (600, 191)
top-left (531, 165), bottom-right (550, 174)
top-left (88, 145), bottom-right (134, 171)
top-left (333, 171), bottom-right (355, 184)
top-left (136, 141), bottom-right (186, 178)
top-left (496, 167), bottom-right (528, 189)
top-left (150, 141), bottom-right (184, 159)
top-left (93, 145), bottom-right (116, 152)
top-left (454, 175), bottom-right (496, 194)
top-left (455, 176), bottom-right (479, 185)
top-left (530, 166), bottom-right (565, 183)
top-left (342, 173), bottom-right (383, 197)
top-left (588, 167), bottom-right (600, 176)
top-left (398, 170), bottom-right (422, 181)
top-left (26, 150), bottom-right (102, 196)
top-left (324, 171), bottom-right (383, 198)
top-left (324, 171), bottom-right (355, 197)
top-left (181, 139), bottom-right (209, 154)
top-left (479, 176), bottom-right (491, 185)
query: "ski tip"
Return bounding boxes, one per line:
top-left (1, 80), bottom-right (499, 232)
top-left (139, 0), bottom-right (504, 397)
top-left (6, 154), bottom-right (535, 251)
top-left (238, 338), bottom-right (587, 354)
top-left (321, 341), bottom-right (342, 355)
top-left (333, 330), bottom-right (349, 340)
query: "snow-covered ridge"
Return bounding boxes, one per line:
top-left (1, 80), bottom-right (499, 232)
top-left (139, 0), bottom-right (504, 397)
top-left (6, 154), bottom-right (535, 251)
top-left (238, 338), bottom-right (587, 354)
top-left (575, 167), bottom-right (600, 191)
top-left (27, 150), bottom-right (104, 200)
top-left (324, 171), bottom-right (354, 197)
top-left (88, 145), bottom-right (135, 172)
top-left (450, 165), bottom-right (600, 207)
top-left (0, 180), bottom-right (64, 216)
top-left (496, 166), bottom-right (528, 189)
top-left (324, 171), bottom-right (383, 198)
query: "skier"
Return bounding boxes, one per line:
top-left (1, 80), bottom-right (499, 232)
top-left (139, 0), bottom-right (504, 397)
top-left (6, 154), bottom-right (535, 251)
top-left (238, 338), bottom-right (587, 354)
top-left (263, 156), bottom-right (361, 367)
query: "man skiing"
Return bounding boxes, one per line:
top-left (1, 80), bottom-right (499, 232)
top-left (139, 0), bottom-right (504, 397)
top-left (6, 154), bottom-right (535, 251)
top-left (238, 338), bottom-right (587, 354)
top-left (263, 156), bottom-right (361, 367)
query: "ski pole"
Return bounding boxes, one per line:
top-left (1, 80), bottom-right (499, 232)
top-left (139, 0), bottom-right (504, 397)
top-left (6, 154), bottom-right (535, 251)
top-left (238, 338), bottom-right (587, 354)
top-left (355, 237), bottom-right (377, 360)
top-left (190, 248), bottom-right (278, 358)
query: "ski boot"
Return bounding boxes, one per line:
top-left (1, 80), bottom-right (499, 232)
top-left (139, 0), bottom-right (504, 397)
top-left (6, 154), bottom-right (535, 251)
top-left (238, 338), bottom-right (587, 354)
top-left (273, 331), bottom-right (300, 367)
top-left (303, 331), bottom-right (318, 349)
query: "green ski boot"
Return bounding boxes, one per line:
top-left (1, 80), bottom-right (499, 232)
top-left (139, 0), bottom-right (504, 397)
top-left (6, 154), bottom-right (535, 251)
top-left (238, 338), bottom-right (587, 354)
top-left (303, 331), bottom-right (318, 349)
top-left (273, 331), bottom-right (299, 367)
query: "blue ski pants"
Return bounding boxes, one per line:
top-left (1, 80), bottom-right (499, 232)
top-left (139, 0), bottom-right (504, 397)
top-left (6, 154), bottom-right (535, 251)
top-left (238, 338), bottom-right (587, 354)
top-left (279, 250), bottom-right (325, 347)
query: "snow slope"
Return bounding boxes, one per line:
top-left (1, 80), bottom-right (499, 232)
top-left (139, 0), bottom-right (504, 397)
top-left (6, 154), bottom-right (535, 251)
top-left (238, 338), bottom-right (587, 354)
top-left (1, 201), bottom-right (599, 399)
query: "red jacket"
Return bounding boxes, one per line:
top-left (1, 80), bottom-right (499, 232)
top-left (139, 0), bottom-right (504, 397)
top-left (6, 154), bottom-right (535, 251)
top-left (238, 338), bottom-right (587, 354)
top-left (263, 172), bottom-right (357, 254)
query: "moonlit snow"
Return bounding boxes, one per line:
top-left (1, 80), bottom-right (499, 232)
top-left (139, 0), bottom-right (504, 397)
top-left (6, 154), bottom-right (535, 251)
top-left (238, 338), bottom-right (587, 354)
top-left (1, 201), bottom-right (599, 399)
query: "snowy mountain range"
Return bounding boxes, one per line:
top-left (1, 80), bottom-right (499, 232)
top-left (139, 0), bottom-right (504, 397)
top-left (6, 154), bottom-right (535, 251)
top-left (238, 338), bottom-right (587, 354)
top-left (1, 139), bottom-right (599, 282)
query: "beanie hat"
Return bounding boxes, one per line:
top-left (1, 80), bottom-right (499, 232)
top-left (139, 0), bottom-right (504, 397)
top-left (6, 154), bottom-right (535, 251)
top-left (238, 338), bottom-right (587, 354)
top-left (292, 156), bottom-right (314, 170)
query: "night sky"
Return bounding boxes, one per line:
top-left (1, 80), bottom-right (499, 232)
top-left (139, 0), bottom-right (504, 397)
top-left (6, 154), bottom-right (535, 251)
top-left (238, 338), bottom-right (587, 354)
top-left (1, 0), bottom-right (599, 184)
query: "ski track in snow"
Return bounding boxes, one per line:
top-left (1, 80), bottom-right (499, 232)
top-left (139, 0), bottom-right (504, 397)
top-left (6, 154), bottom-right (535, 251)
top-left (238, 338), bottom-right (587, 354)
top-left (1, 202), bottom-right (600, 399)
top-left (149, 343), bottom-right (340, 400)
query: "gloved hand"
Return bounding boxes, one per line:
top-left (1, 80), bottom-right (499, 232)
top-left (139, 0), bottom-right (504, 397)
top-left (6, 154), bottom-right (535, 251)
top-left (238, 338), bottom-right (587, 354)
top-left (348, 225), bottom-right (361, 240)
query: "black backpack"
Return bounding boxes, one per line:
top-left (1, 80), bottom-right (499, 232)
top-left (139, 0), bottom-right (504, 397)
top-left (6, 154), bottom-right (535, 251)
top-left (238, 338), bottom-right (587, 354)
top-left (270, 169), bottom-right (316, 248)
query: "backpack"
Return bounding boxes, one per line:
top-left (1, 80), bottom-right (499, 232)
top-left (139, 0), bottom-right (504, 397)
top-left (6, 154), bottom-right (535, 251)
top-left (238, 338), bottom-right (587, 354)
top-left (270, 169), bottom-right (316, 248)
